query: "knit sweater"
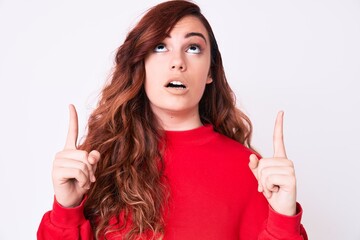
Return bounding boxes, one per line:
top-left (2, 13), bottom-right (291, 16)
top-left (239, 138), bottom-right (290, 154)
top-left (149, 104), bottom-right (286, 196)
top-left (38, 124), bottom-right (307, 239)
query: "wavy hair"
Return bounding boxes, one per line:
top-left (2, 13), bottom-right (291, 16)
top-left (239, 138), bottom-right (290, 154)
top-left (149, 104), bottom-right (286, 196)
top-left (80, 1), bottom-right (255, 239)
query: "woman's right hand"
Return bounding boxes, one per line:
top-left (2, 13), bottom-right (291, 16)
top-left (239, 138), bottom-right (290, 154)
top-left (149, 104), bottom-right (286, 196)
top-left (52, 104), bottom-right (100, 208)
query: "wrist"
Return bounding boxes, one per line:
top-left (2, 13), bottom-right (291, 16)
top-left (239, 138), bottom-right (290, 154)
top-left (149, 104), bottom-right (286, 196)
top-left (271, 202), bottom-right (297, 216)
top-left (55, 195), bottom-right (84, 208)
top-left (51, 195), bottom-right (88, 227)
top-left (265, 203), bottom-right (303, 238)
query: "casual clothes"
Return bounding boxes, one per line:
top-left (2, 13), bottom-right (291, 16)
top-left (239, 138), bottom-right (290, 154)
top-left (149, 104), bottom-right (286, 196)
top-left (38, 125), bottom-right (307, 239)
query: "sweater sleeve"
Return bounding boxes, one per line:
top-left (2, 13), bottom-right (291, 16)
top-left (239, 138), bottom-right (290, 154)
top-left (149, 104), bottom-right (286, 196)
top-left (259, 203), bottom-right (308, 240)
top-left (37, 196), bottom-right (94, 240)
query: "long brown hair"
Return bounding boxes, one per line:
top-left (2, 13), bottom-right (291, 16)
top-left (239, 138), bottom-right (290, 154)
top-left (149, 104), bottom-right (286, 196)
top-left (80, 1), bottom-right (254, 239)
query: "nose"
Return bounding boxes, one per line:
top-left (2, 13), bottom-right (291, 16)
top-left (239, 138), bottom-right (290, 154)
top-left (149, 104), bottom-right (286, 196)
top-left (170, 52), bottom-right (186, 71)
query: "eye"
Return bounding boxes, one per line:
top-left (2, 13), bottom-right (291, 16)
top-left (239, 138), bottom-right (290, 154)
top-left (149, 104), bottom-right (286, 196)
top-left (186, 44), bottom-right (201, 54)
top-left (154, 44), bottom-right (168, 52)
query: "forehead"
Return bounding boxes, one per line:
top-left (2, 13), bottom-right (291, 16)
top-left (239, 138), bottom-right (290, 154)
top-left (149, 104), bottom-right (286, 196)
top-left (169, 16), bottom-right (209, 40)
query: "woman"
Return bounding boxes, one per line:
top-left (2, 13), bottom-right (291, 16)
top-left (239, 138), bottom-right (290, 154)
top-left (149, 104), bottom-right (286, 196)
top-left (38, 1), bottom-right (307, 239)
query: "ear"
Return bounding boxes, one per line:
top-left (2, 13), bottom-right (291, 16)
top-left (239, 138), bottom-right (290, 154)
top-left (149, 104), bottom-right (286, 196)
top-left (206, 72), bottom-right (213, 84)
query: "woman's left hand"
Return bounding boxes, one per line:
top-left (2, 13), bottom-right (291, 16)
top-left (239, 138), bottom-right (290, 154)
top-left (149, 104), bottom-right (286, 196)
top-left (249, 111), bottom-right (297, 216)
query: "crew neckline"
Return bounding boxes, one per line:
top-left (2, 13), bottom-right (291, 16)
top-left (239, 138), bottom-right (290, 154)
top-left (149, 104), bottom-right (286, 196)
top-left (164, 124), bottom-right (217, 146)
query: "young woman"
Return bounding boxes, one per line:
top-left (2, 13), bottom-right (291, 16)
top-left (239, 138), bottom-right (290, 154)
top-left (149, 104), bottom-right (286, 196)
top-left (38, 1), bottom-right (308, 239)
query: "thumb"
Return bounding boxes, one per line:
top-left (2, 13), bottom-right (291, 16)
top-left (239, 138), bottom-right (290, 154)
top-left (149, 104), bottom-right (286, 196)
top-left (88, 150), bottom-right (101, 165)
top-left (249, 154), bottom-right (263, 193)
top-left (88, 150), bottom-right (100, 182)
top-left (249, 154), bottom-right (259, 179)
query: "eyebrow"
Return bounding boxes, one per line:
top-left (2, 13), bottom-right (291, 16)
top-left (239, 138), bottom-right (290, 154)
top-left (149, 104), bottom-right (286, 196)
top-left (165, 32), bottom-right (207, 44)
top-left (185, 32), bottom-right (207, 44)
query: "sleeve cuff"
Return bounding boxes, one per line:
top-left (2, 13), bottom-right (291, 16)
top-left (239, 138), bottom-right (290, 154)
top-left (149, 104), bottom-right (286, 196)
top-left (266, 202), bottom-right (303, 237)
top-left (50, 195), bottom-right (88, 228)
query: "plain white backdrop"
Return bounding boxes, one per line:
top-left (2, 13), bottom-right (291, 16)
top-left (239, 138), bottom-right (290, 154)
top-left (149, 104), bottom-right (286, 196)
top-left (1, 0), bottom-right (359, 239)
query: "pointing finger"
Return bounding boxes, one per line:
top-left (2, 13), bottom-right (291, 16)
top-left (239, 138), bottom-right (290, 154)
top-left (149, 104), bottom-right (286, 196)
top-left (273, 111), bottom-right (287, 158)
top-left (64, 104), bottom-right (79, 150)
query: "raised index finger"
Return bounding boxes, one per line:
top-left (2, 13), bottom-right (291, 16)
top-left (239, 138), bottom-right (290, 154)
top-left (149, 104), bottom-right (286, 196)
top-left (273, 111), bottom-right (287, 158)
top-left (64, 104), bottom-right (79, 150)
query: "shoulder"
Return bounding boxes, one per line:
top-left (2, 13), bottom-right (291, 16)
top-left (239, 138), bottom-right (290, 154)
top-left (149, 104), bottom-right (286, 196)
top-left (211, 129), bottom-right (255, 156)
top-left (207, 129), bottom-right (260, 190)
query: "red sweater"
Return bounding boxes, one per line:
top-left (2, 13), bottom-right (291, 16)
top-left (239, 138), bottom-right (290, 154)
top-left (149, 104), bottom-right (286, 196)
top-left (38, 125), bottom-right (307, 239)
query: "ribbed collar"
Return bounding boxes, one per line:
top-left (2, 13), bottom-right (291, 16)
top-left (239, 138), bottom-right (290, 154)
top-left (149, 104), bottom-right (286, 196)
top-left (164, 124), bottom-right (217, 146)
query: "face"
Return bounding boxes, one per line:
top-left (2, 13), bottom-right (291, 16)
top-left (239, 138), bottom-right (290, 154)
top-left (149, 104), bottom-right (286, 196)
top-left (144, 16), bottom-right (212, 123)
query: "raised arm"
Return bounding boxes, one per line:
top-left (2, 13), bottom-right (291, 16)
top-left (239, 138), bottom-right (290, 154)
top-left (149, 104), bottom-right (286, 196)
top-left (37, 104), bottom-right (100, 239)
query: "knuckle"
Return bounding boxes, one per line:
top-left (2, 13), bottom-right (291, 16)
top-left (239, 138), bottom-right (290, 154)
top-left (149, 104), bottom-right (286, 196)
top-left (76, 168), bottom-right (84, 177)
top-left (265, 175), bottom-right (272, 183)
top-left (288, 167), bottom-right (295, 175)
top-left (78, 164), bottom-right (88, 174)
top-left (78, 180), bottom-right (87, 188)
top-left (259, 166), bottom-right (268, 176)
top-left (52, 170), bottom-right (60, 180)
top-left (53, 156), bottom-right (63, 165)
top-left (261, 177), bottom-right (268, 188)
top-left (78, 150), bottom-right (89, 161)
top-left (54, 152), bottom-right (60, 159)
top-left (287, 159), bottom-right (294, 167)
top-left (54, 151), bottom-right (64, 160)
top-left (52, 159), bottom-right (62, 169)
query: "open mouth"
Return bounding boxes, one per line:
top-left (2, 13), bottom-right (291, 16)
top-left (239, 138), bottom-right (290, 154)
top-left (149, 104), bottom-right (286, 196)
top-left (166, 81), bottom-right (187, 89)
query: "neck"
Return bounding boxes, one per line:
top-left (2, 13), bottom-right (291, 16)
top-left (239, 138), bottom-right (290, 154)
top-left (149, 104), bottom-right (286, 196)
top-left (152, 108), bottom-right (203, 131)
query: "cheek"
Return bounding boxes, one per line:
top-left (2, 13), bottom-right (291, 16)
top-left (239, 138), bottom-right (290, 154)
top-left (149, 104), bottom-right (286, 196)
top-left (145, 57), bottom-right (165, 82)
top-left (144, 60), bottom-right (161, 98)
top-left (144, 80), bottom-right (157, 105)
top-left (144, 61), bottom-right (152, 95)
top-left (190, 54), bottom-right (211, 77)
top-left (194, 66), bottom-right (211, 84)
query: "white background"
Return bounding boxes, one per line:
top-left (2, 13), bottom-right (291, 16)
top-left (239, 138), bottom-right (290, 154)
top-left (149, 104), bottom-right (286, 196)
top-left (1, 0), bottom-right (359, 239)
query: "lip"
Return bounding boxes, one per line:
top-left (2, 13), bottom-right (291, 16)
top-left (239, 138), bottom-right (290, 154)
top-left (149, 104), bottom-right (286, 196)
top-left (163, 78), bottom-right (189, 94)
top-left (164, 78), bottom-right (188, 89)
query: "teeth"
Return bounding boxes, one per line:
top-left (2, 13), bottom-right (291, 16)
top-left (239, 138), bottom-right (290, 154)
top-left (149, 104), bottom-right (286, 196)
top-left (167, 81), bottom-right (186, 88)
top-left (170, 81), bottom-right (183, 85)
